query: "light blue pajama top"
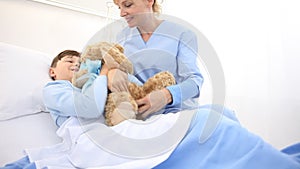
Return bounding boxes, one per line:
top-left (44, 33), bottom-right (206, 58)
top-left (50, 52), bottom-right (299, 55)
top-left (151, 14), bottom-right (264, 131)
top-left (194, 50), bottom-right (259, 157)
top-left (43, 75), bottom-right (107, 127)
top-left (117, 20), bottom-right (204, 113)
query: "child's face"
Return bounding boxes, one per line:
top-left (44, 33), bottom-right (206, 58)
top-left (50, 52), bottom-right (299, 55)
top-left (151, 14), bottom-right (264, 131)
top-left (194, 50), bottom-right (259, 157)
top-left (49, 55), bottom-right (80, 81)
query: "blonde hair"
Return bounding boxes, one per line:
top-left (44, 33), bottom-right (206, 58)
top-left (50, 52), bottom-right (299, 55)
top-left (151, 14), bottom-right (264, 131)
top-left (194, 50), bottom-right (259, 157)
top-left (153, 0), bottom-right (162, 14)
top-left (113, 0), bottom-right (162, 14)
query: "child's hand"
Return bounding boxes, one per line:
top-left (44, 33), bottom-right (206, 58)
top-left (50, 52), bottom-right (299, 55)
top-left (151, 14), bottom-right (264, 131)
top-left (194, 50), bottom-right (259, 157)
top-left (100, 64), bottom-right (109, 76)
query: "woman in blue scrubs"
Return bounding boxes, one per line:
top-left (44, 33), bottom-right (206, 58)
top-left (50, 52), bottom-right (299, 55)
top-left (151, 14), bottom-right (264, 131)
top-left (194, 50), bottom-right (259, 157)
top-left (111, 0), bottom-right (204, 119)
top-left (111, 0), bottom-right (300, 168)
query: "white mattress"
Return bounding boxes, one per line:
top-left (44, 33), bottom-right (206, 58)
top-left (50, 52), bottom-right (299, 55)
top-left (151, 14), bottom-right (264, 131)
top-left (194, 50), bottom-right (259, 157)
top-left (0, 112), bottom-right (61, 166)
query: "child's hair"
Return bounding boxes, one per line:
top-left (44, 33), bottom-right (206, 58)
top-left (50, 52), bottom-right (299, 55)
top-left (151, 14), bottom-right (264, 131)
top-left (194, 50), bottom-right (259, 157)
top-left (51, 50), bottom-right (80, 68)
top-left (50, 50), bottom-right (80, 80)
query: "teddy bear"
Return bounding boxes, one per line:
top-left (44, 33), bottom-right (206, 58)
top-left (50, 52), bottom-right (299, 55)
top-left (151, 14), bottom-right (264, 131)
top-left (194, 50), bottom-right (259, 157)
top-left (72, 41), bottom-right (176, 126)
top-left (105, 71), bottom-right (176, 126)
top-left (72, 41), bottom-right (133, 89)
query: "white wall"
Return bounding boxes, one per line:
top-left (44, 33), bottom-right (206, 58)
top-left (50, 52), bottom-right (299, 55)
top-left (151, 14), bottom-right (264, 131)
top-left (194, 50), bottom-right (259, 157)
top-left (162, 0), bottom-right (300, 148)
top-left (0, 0), bottom-right (299, 149)
top-left (0, 0), bottom-right (107, 56)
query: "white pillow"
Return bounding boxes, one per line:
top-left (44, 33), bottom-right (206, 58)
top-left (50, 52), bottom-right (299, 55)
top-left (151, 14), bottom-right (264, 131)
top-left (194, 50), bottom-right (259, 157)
top-left (0, 42), bottom-right (52, 120)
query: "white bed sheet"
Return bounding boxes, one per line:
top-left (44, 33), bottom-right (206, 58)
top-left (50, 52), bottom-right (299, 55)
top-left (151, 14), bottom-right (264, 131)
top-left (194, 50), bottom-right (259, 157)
top-left (0, 112), bottom-right (61, 166)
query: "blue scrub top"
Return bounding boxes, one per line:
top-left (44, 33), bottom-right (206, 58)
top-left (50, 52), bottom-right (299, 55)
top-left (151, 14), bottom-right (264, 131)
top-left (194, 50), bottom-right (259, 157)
top-left (117, 20), bottom-right (204, 113)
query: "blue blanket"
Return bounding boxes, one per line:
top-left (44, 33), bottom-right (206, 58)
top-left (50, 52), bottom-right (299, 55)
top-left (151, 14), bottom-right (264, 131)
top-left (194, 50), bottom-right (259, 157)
top-left (154, 105), bottom-right (300, 169)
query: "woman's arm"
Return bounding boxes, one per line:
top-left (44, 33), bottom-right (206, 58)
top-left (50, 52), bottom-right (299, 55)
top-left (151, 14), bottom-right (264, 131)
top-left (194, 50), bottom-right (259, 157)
top-left (167, 30), bottom-right (204, 106)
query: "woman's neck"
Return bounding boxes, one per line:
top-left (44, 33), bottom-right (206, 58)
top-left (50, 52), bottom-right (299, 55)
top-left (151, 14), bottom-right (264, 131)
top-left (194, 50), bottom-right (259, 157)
top-left (138, 18), bottom-right (162, 42)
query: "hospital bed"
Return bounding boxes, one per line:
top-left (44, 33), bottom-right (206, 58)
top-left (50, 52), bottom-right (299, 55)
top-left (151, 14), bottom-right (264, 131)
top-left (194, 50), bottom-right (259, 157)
top-left (1, 42), bottom-right (299, 169)
top-left (0, 42), bottom-right (61, 165)
top-left (0, 42), bottom-right (182, 168)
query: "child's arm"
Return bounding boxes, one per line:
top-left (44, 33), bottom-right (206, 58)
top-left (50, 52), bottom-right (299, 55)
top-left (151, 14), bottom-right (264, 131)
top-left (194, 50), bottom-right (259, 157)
top-left (43, 78), bottom-right (107, 127)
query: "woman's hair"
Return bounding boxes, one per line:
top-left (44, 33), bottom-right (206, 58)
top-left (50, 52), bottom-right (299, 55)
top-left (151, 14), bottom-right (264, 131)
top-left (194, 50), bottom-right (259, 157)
top-left (152, 0), bottom-right (162, 14)
top-left (113, 0), bottom-right (162, 14)
top-left (50, 50), bottom-right (80, 68)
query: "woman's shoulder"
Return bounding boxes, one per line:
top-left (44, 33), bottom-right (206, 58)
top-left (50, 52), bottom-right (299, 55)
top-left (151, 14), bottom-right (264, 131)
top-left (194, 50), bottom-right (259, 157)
top-left (160, 20), bottom-right (189, 31)
top-left (158, 20), bottom-right (196, 38)
top-left (116, 26), bottom-right (136, 44)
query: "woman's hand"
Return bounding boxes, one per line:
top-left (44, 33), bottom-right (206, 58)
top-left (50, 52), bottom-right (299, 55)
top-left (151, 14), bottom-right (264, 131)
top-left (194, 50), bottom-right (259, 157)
top-left (136, 88), bottom-right (172, 119)
top-left (107, 68), bottom-right (129, 92)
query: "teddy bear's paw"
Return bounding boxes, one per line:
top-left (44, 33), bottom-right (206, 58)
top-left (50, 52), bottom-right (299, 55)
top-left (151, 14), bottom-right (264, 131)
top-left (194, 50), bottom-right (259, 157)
top-left (102, 53), bottom-right (120, 70)
top-left (106, 109), bottom-right (126, 126)
top-left (143, 71), bottom-right (176, 93)
top-left (105, 92), bottom-right (138, 126)
top-left (105, 44), bottom-right (133, 74)
top-left (113, 43), bottom-right (124, 53)
top-left (107, 102), bottom-right (137, 126)
top-left (128, 82), bottom-right (146, 100)
top-left (119, 60), bottom-right (134, 74)
top-left (72, 69), bottom-right (88, 89)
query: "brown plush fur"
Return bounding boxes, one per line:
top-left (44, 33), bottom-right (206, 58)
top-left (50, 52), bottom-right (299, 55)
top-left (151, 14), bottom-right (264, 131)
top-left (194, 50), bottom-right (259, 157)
top-left (128, 71), bottom-right (176, 100)
top-left (105, 71), bottom-right (176, 126)
top-left (81, 42), bottom-right (133, 74)
top-left (72, 42), bottom-right (133, 89)
top-left (72, 41), bottom-right (176, 126)
top-left (105, 92), bottom-right (138, 126)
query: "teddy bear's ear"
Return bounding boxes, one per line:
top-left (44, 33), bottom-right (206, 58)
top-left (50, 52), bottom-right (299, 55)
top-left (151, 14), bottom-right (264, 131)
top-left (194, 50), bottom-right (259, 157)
top-left (80, 45), bottom-right (93, 63)
top-left (113, 43), bottom-right (124, 53)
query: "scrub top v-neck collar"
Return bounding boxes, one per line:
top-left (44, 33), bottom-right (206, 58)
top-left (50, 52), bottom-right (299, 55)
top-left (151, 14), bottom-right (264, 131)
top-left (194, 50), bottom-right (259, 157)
top-left (134, 20), bottom-right (166, 47)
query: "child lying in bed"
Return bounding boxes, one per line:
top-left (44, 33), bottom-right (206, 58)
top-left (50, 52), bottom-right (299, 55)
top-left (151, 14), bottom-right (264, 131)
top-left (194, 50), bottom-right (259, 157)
top-left (45, 50), bottom-right (109, 127)
top-left (1, 50), bottom-right (300, 169)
